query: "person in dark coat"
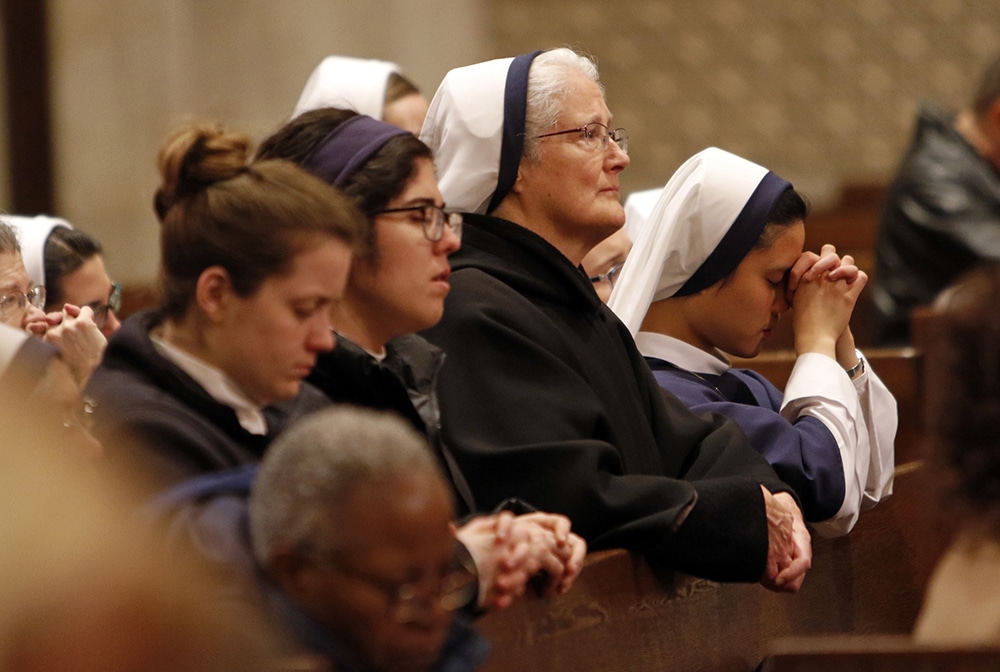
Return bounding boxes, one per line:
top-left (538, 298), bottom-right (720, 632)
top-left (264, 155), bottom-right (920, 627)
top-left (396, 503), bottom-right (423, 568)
top-left (417, 48), bottom-right (811, 590)
top-left (874, 50), bottom-right (1000, 344)
top-left (86, 122), bottom-right (364, 490)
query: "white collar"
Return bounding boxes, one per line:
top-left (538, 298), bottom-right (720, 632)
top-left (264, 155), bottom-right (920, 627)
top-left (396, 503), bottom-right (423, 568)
top-left (151, 335), bottom-right (268, 436)
top-left (635, 331), bottom-right (731, 376)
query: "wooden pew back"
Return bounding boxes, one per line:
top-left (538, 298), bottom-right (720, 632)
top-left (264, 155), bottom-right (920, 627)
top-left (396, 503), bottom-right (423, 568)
top-left (478, 462), bottom-right (945, 672)
top-left (479, 344), bottom-right (937, 672)
top-left (763, 635), bottom-right (1000, 672)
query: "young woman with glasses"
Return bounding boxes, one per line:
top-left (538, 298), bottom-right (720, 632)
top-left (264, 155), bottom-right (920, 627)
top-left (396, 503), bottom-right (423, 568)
top-left (257, 108), bottom-right (585, 614)
top-left (85, 121), bottom-right (364, 490)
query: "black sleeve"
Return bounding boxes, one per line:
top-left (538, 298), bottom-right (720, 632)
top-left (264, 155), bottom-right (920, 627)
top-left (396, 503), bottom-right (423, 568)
top-left (424, 272), bottom-right (774, 582)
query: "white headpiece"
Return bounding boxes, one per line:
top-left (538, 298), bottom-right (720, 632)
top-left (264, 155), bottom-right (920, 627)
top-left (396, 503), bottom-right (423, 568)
top-left (2, 214), bottom-right (73, 288)
top-left (622, 188), bottom-right (661, 242)
top-left (420, 52), bottom-right (542, 215)
top-left (609, 147), bottom-right (791, 336)
top-left (292, 56), bottom-right (402, 120)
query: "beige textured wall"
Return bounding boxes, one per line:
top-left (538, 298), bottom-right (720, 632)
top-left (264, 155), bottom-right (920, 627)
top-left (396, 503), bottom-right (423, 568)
top-left (45, 0), bottom-right (487, 283)
top-left (11, 0), bottom-right (1000, 283)
top-left (490, 0), bottom-right (1000, 205)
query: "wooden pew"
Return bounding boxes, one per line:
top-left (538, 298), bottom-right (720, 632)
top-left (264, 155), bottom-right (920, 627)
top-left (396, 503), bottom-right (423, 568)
top-left (478, 463), bottom-right (946, 672)
top-left (478, 345), bottom-right (937, 672)
top-left (762, 635), bottom-right (1000, 672)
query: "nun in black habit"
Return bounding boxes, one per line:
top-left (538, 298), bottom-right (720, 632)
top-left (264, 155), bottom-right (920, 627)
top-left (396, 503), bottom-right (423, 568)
top-left (418, 48), bottom-right (811, 589)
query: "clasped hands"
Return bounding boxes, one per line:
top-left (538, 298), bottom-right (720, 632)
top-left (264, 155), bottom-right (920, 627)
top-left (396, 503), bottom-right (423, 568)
top-left (25, 304), bottom-right (107, 387)
top-left (455, 510), bottom-right (586, 612)
top-left (786, 243), bottom-right (867, 365)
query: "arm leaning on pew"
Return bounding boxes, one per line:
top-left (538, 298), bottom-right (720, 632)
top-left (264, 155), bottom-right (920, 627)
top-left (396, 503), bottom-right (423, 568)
top-left (478, 348), bottom-right (940, 672)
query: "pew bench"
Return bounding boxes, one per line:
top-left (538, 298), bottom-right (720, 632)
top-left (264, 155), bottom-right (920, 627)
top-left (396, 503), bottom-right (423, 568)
top-left (762, 635), bottom-right (1000, 672)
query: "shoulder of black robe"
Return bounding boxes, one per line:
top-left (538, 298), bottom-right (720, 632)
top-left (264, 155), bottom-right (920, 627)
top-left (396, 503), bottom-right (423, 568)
top-left (422, 214), bottom-right (787, 582)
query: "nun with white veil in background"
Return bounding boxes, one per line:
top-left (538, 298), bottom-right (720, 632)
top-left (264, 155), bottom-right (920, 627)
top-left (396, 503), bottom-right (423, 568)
top-left (609, 147), bottom-right (896, 538)
top-left (418, 48), bottom-right (813, 591)
top-left (1, 216), bottom-right (107, 387)
top-left (292, 55), bottom-right (429, 134)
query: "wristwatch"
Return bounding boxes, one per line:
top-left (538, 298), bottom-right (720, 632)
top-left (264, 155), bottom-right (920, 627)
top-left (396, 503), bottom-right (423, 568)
top-left (845, 349), bottom-right (865, 380)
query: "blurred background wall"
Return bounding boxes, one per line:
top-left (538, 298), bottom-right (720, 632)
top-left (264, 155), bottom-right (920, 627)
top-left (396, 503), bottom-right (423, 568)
top-left (0, 0), bottom-right (998, 284)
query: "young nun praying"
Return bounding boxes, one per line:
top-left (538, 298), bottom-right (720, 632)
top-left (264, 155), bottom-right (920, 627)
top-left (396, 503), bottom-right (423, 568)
top-left (609, 147), bottom-right (896, 537)
top-left (292, 55), bottom-right (428, 135)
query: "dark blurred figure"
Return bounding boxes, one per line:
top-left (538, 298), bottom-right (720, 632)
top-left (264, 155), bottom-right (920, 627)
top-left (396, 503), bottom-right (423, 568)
top-left (874, 51), bottom-right (1000, 345)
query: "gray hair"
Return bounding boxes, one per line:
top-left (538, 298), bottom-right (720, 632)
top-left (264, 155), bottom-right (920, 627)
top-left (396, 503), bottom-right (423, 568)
top-left (249, 405), bottom-right (443, 566)
top-left (0, 219), bottom-right (20, 255)
top-left (522, 48), bottom-right (602, 164)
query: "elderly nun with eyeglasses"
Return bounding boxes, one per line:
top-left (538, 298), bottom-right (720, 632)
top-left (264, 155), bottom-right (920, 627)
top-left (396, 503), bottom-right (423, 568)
top-left (415, 47), bottom-right (813, 591)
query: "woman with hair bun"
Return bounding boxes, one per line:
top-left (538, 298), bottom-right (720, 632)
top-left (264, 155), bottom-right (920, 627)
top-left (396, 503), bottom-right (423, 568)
top-left (86, 122), bottom-right (364, 490)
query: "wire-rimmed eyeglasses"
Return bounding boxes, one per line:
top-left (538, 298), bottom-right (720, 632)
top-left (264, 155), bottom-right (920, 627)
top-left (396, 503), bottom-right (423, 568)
top-left (375, 204), bottom-right (463, 243)
top-left (89, 282), bottom-right (122, 331)
top-left (589, 261), bottom-right (625, 289)
top-left (306, 545), bottom-right (478, 624)
top-left (0, 284), bottom-right (46, 320)
top-left (536, 122), bottom-right (628, 155)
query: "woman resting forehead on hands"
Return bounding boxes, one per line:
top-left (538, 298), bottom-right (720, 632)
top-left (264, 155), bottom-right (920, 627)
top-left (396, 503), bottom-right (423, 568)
top-left (84, 122), bottom-right (365, 490)
top-left (256, 108), bottom-right (586, 612)
top-left (609, 147), bottom-right (896, 538)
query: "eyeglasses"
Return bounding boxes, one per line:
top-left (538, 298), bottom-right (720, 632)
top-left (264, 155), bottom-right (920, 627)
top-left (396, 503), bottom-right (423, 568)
top-left (307, 546), bottom-right (478, 624)
top-left (375, 205), bottom-right (463, 243)
top-left (589, 261), bottom-right (625, 289)
top-left (0, 284), bottom-right (46, 320)
top-left (88, 282), bottom-right (122, 330)
top-left (536, 122), bottom-right (628, 155)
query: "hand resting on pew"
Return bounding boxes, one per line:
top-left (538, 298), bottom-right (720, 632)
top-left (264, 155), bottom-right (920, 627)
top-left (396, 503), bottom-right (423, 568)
top-left (760, 487), bottom-right (812, 593)
top-left (456, 510), bottom-right (587, 611)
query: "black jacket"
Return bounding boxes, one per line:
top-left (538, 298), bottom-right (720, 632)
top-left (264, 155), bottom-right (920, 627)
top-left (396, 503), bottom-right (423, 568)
top-left (86, 310), bottom-right (330, 490)
top-left (874, 105), bottom-right (1000, 344)
top-left (422, 214), bottom-right (791, 582)
top-left (308, 333), bottom-right (477, 516)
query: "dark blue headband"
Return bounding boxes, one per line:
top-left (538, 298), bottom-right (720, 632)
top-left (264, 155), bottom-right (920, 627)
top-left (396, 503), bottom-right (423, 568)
top-left (301, 115), bottom-right (410, 187)
top-left (486, 50), bottom-right (543, 213)
top-left (675, 171), bottom-right (793, 297)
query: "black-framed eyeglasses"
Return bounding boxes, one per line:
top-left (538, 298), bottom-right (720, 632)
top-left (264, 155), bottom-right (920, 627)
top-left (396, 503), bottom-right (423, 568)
top-left (589, 261), bottom-right (625, 289)
top-left (0, 284), bottom-right (46, 320)
top-left (88, 282), bottom-right (122, 330)
top-left (375, 205), bottom-right (463, 243)
top-left (536, 122), bottom-right (628, 155)
top-left (306, 545), bottom-right (478, 624)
